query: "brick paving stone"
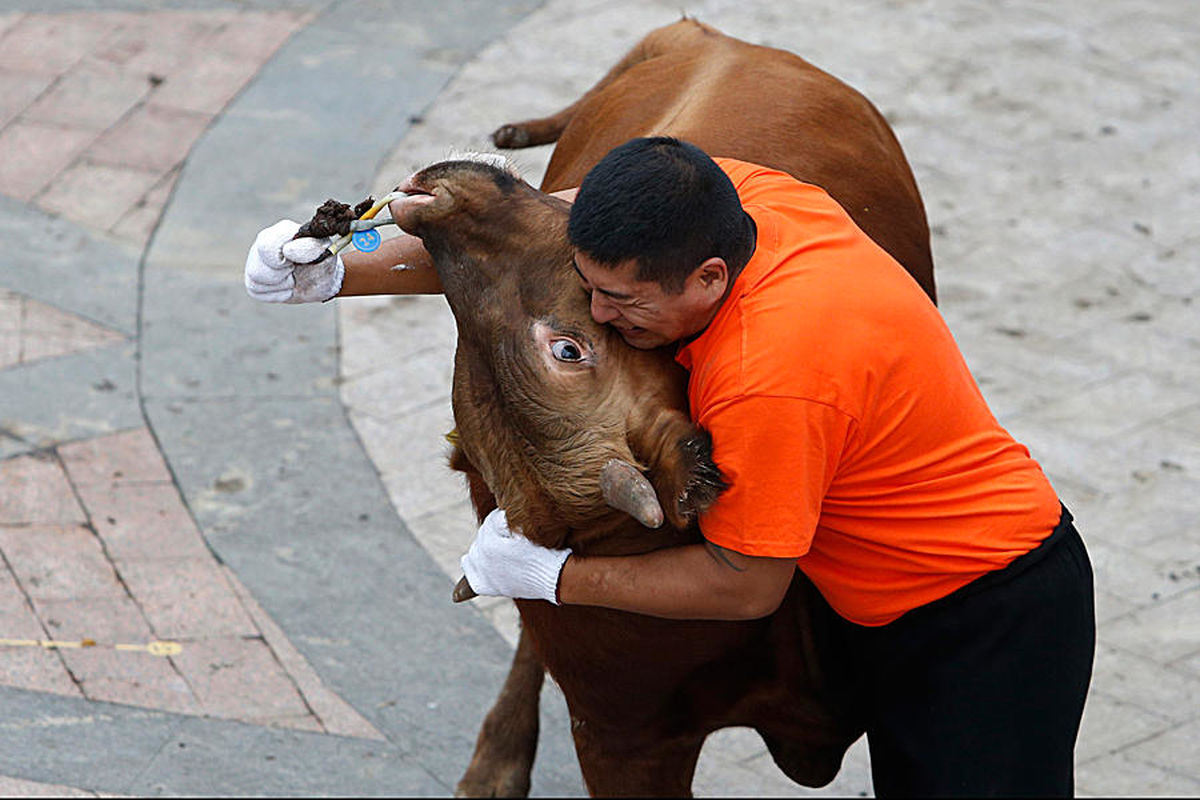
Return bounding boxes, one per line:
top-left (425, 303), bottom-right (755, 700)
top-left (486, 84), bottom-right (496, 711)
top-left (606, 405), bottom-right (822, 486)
top-left (0, 564), bottom-right (49, 640)
top-left (1164, 405), bottom-right (1200, 439)
top-left (1169, 646), bottom-right (1200, 679)
top-left (406, 500), bottom-right (479, 581)
top-left (0, 289), bottom-right (19, 328)
top-left (1098, 423), bottom-right (1200, 490)
top-left (91, 10), bottom-right (236, 78)
top-left (220, 566), bottom-right (386, 740)
top-left (1104, 587), bottom-right (1200, 663)
top-left (22, 59), bottom-right (149, 131)
top-left (1095, 587), bottom-right (1137, 626)
top-left (14, 293), bottom-right (126, 364)
top-left (0, 524), bottom-right (124, 602)
top-left (77, 482), bottom-right (210, 562)
top-left (339, 348), bottom-right (456, 421)
top-left (1019, 371), bottom-right (1199, 442)
top-left (1058, 300), bottom-right (1200, 384)
top-left (337, 295), bottom-right (459, 377)
top-left (0, 645), bottom-right (81, 698)
top-left (149, 55), bottom-right (264, 117)
top-left (115, 557), bottom-right (257, 640)
top-left (59, 427), bottom-right (172, 486)
top-left (1080, 754), bottom-right (1200, 797)
top-left (1013, 424), bottom-right (1137, 499)
top-left (1093, 643), bottom-right (1200, 725)
top-left (0, 776), bottom-right (96, 797)
top-left (1086, 536), bottom-right (1191, 612)
top-left (0, 120), bottom-right (94, 202)
top-left (349, 406), bottom-right (463, 520)
top-left (170, 636), bottom-right (311, 721)
top-left (1076, 690), bottom-right (1175, 764)
top-left (0, 330), bottom-right (19, 371)
top-left (39, 594), bottom-right (199, 715)
top-left (0, 70), bottom-right (53, 130)
top-left (1120, 718), bottom-right (1200, 784)
top-left (37, 161), bottom-right (161, 233)
top-left (66, 651), bottom-right (198, 715)
top-left (1128, 534), bottom-right (1200, 592)
top-left (0, 14), bottom-right (25, 41)
top-left (0, 565), bottom-right (80, 697)
top-left (109, 167), bottom-right (179, 245)
top-left (1084, 472), bottom-right (1200, 561)
top-left (38, 593), bottom-right (151, 645)
top-left (87, 103), bottom-right (211, 174)
top-left (205, 9), bottom-right (311, 60)
top-left (0, 12), bottom-right (119, 75)
top-left (18, 313), bottom-right (120, 364)
top-left (245, 713), bottom-right (325, 733)
top-left (0, 453), bottom-right (85, 525)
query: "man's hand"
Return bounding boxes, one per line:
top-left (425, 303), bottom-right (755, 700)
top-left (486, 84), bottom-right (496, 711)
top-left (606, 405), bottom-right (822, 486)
top-left (460, 509), bottom-right (572, 604)
top-left (244, 219), bottom-right (345, 303)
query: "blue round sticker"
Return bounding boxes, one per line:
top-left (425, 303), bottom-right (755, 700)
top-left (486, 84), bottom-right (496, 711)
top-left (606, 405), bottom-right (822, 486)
top-left (352, 228), bottom-right (382, 253)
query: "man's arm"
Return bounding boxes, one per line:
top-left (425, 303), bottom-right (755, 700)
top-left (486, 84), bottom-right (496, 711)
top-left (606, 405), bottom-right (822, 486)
top-left (338, 232), bottom-right (442, 295)
top-left (247, 187), bottom-right (578, 302)
top-left (460, 509), bottom-right (797, 621)
top-left (559, 541), bottom-right (798, 620)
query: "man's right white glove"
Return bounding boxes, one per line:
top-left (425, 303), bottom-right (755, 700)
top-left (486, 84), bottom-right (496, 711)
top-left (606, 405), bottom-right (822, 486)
top-left (460, 508), bottom-right (572, 604)
top-left (244, 219), bottom-right (345, 303)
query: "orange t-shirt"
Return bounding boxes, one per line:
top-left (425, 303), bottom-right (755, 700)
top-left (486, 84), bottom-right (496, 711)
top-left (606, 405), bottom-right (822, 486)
top-left (676, 158), bottom-right (1062, 626)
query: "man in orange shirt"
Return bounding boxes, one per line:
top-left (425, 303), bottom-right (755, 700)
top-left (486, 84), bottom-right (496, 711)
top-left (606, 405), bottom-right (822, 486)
top-left (456, 138), bottom-right (1095, 796)
top-left (245, 138), bottom-right (1094, 795)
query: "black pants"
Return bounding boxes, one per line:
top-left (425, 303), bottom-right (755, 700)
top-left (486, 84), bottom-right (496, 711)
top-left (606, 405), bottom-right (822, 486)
top-left (830, 507), bottom-right (1095, 797)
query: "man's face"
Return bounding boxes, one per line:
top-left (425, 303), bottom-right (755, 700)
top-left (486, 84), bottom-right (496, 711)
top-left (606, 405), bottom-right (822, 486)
top-left (572, 250), bottom-right (726, 349)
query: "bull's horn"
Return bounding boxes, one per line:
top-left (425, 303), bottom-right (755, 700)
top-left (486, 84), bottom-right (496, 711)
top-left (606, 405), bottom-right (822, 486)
top-left (453, 575), bottom-right (477, 603)
top-left (600, 459), bottom-right (664, 529)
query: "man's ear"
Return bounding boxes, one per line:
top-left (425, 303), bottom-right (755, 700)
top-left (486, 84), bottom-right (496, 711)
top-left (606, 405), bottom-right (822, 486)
top-left (693, 257), bottom-right (729, 297)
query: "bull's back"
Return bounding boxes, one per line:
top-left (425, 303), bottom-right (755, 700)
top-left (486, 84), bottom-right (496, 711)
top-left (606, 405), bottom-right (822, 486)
top-left (540, 21), bottom-right (935, 301)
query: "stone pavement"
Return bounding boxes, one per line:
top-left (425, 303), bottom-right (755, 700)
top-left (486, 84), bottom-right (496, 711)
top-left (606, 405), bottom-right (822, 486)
top-left (0, 0), bottom-right (1197, 796)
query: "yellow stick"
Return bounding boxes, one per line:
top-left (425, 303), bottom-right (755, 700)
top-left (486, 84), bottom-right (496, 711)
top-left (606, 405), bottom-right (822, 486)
top-left (327, 190), bottom-right (406, 256)
top-left (0, 637), bottom-right (181, 656)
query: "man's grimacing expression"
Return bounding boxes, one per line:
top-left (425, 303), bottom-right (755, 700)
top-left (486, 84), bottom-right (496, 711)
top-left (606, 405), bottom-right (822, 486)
top-left (572, 251), bottom-right (730, 349)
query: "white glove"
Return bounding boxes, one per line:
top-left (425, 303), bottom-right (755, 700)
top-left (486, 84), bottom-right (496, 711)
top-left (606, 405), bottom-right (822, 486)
top-left (460, 508), bottom-right (572, 604)
top-left (244, 219), bottom-right (345, 303)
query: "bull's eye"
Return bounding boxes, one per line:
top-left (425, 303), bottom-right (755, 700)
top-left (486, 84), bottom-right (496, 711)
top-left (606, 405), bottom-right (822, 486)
top-left (550, 338), bottom-right (585, 362)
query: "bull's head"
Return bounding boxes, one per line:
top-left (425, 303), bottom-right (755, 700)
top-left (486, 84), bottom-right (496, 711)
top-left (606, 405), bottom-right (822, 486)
top-left (389, 157), bottom-right (724, 552)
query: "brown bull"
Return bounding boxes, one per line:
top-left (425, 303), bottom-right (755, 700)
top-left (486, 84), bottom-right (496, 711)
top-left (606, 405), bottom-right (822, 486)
top-left (389, 18), bottom-right (934, 797)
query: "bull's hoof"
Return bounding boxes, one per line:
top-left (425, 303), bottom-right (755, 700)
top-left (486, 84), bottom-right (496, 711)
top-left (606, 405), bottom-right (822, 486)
top-left (492, 124), bottom-right (531, 149)
top-left (455, 764), bottom-right (532, 798)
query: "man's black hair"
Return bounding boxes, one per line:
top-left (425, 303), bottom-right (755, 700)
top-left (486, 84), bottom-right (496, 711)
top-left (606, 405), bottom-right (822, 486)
top-left (567, 137), bottom-right (756, 293)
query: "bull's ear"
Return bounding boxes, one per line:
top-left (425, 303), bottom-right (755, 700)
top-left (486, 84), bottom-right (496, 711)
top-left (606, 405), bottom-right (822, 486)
top-left (626, 408), bottom-right (727, 530)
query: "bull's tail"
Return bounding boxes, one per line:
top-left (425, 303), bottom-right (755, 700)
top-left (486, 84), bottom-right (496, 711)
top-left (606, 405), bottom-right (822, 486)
top-left (492, 17), bottom-right (717, 149)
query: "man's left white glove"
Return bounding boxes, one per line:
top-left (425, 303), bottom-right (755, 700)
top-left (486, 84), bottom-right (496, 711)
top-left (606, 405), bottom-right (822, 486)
top-left (460, 508), bottom-right (572, 604)
top-left (245, 219), bottom-right (345, 303)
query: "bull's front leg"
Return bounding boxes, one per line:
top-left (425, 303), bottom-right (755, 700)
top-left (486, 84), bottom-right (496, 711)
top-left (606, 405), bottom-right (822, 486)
top-left (456, 626), bottom-right (545, 797)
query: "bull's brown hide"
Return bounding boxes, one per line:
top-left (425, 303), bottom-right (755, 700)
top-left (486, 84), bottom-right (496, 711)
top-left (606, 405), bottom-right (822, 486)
top-left (396, 17), bottom-right (933, 798)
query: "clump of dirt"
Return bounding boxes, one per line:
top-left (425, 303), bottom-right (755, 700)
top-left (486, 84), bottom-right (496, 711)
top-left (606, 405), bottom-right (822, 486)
top-left (294, 197), bottom-right (375, 239)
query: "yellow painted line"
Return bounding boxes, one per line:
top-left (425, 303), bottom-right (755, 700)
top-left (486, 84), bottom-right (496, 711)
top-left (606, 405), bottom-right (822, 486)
top-left (0, 638), bottom-right (182, 656)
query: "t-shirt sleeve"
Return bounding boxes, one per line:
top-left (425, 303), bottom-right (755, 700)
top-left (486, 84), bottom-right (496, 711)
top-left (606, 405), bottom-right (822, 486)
top-left (713, 157), bottom-right (799, 210)
top-left (697, 394), bottom-right (855, 558)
